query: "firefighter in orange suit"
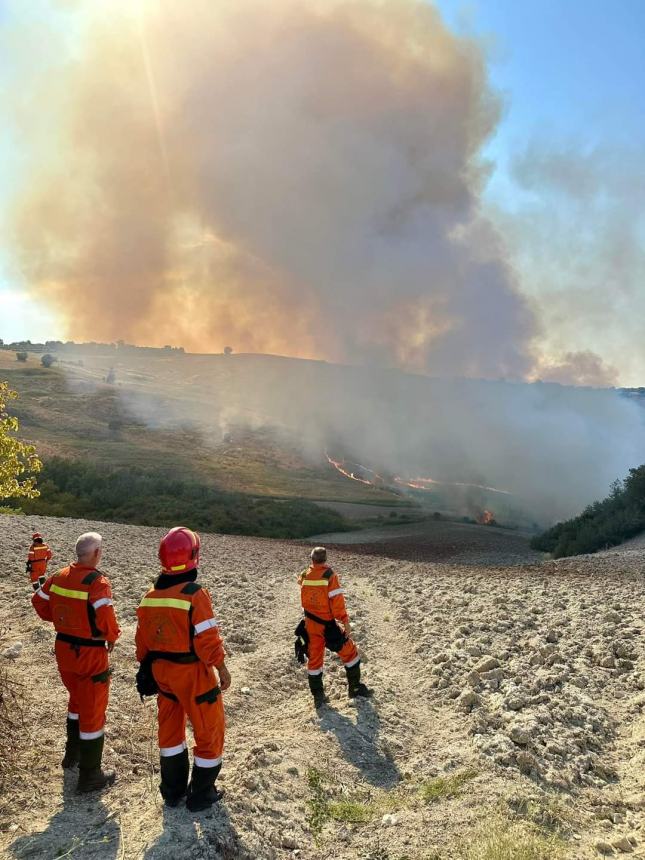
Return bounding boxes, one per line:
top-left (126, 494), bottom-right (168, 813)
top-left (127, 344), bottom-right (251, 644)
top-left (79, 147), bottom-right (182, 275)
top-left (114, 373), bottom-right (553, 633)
top-left (32, 531), bottom-right (120, 792)
top-left (26, 532), bottom-right (53, 591)
top-left (135, 527), bottom-right (231, 811)
top-left (299, 546), bottom-right (373, 707)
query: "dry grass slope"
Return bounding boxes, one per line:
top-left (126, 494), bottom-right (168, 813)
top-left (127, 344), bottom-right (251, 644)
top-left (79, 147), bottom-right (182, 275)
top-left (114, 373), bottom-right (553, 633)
top-left (0, 349), bottom-right (398, 503)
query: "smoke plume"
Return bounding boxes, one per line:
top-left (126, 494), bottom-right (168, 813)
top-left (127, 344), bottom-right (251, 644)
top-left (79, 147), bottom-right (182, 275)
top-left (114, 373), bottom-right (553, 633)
top-left (4, 1), bottom-right (645, 526)
top-left (496, 141), bottom-right (645, 387)
top-left (5, 0), bottom-right (535, 377)
top-left (110, 353), bottom-right (645, 524)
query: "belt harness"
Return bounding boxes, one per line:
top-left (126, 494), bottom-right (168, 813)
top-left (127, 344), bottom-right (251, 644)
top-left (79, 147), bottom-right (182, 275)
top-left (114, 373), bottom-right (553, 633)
top-left (56, 632), bottom-right (106, 648)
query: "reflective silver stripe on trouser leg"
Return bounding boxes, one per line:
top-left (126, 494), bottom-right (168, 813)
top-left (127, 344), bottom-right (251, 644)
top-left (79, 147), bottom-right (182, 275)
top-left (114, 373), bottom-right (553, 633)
top-left (160, 742), bottom-right (188, 757)
top-left (193, 755), bottom-right (222, 768)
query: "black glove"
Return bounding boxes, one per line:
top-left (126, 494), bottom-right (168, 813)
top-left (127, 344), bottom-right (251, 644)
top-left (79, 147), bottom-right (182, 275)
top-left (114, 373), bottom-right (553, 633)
top-left (323, 620), bottom-right (348, 654)
top-left (294, 619), bottom-right (309, 664)
top-left (135, 655), bottom-right (159, 701)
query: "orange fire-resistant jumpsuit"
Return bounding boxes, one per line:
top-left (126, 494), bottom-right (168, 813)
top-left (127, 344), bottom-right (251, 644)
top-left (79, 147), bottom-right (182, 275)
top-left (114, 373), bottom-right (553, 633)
top-left (299, 563), bottom-right (359, 676)
top-left (32, 564), bottom-right (120, 738)
top-left (27, 541), bottom-right (53, 590)
top-left (135, 574), bottom-right (226, 770)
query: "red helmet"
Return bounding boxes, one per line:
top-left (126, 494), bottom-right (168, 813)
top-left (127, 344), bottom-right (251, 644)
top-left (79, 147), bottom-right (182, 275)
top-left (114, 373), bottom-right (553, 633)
top-left (32, 532), bottom-right (43, 541)
top-left (159, 527), bottom-right (200, 574)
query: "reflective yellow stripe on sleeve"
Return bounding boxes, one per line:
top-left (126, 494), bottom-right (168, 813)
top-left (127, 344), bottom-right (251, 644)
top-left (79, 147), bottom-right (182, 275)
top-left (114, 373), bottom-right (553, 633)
top-left (301, 580), bottom-right (329, 587)
top-left (50, 584), bottom-right (89, 601)
top-left (140, 597), bottom-right (192, 610)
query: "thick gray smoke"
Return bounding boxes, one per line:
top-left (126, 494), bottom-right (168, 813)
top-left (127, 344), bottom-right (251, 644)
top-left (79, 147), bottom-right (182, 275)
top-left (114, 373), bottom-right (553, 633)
top-left (495, 141), bottom-right (645, 387)
top-left (109, 353), bottom-right (645, 525)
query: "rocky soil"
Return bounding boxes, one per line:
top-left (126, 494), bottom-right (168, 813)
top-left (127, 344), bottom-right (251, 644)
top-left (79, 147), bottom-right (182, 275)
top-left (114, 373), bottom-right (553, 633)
top-left (0, 513), bottom-right (644, 859)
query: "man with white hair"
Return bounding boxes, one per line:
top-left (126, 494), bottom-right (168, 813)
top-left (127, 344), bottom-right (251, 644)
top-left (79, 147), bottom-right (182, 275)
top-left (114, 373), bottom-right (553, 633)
top-left (32, 531), bottom-right (121, 793)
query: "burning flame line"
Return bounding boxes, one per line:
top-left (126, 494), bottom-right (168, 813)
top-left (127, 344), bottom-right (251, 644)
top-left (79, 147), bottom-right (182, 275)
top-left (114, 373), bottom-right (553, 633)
top-left (394, 476), bottom-right (512, 496)
top-left (325, 453), bottom-right (511, 496)
top-left (325, 453), bottom-right (377, 485)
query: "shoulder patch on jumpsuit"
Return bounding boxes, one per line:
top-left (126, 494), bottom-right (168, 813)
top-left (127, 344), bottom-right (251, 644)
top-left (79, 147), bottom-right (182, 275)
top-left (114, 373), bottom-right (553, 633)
top-left (181, 582), bottom-right (202, 595)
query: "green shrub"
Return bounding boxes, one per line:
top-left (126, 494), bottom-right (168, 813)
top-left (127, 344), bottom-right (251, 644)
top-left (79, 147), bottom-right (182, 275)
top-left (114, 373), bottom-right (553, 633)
top-left (16, 457), bottom-right (349, 539)
top-left (531, 467), bottom-right (645, 557)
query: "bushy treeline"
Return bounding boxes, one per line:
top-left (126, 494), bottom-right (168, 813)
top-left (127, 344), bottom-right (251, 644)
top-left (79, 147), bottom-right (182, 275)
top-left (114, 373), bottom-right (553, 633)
top-left (15, 457), bottom-right (348, 539)
top-left (531, 465), bottom-right (645, 557)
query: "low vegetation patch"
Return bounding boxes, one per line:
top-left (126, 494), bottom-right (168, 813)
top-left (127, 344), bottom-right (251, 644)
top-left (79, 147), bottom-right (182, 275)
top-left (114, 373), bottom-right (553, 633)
top-left (306, 767), bottom-right (377, 835)
top-left (327, 797), bottom-right (374, 824)
top-left (306, 767), bottom-right (331, 836)
top-left (306, 766), bottom-right (480, 839)
top-left (531, 464), bottom-right (645, 557)
top-left (419, 769), bottom-right (478, 803)
top-left (464, 817), bottom-right (564, 860)
top-left (14, 457), bottom-right (349, 539)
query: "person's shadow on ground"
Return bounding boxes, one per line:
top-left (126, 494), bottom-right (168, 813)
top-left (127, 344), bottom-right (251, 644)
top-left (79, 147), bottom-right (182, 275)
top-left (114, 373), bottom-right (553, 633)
top-left (142, 795), bottom-right (252, 860)
top-left (10, 770), bottom-right (120, 860)
top-left (318, 698), bottom-right (400, 788)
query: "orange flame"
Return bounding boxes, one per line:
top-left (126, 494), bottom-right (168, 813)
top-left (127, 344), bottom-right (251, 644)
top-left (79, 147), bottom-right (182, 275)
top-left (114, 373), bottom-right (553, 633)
top-left (477, 510), bottom-right (496, 525)
top-left (325, 453), bottom-right (382, 486)
top-left (326, 453), bottom-right (511, 498)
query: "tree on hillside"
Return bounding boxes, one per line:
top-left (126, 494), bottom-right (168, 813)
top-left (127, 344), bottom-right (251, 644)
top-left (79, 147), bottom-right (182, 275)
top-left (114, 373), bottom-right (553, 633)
top-left (0, 381), bottom-right (42, 500)
top-left (531, 464), bottom-right (645, 558)
top-left (41, 354), bottom-right (56, 368)
top-left (223, 346), bottom-right (233, 355)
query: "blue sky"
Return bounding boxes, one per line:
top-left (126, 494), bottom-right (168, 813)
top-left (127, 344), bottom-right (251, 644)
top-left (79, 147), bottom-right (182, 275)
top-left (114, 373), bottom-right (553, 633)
top-left (1, 1), bottom-right (644, 382)
top-left (439, 0), bottom-right (645, 385)
top-left (436, 0), bottom-right (645, 194)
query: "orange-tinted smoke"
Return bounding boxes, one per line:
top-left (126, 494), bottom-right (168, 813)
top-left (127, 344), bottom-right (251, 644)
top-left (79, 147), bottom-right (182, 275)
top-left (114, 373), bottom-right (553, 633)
top-left (5, 0), bottom-right (535, 376)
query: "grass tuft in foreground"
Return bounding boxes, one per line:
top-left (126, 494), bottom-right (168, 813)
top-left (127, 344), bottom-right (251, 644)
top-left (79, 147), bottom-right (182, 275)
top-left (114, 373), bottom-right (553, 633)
top-left (465, 818), bottom-right (564, 860)
top-left (419, 769), bottom-right (478, 803)
top-left (306, 766), bottom-right (481, 840)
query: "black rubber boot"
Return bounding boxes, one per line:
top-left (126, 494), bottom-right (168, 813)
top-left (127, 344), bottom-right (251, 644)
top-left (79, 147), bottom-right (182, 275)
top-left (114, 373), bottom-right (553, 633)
top-left (61, 717), bottom-right (80, 769)
top-left (346, 663), bottom-right (373, 699)
top-left (186, 763), bottom-right (223, 812)
top-left (308, 673), bottom-right (329, 708)
top-left (160, 748), bottom-right (189, 807)
top-left (76, 735), bottom-right (116, 794)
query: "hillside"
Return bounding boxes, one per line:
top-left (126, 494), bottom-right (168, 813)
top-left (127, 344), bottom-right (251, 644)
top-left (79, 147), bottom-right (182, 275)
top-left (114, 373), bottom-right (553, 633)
top-left (1, 513), bottom-right (644, 859)
top-left (0, 349), bottom-right (399, 505)
top-left (531, 466), bottom-right (645, 558)
top-left (4, 346), bottom-right (643, 531)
